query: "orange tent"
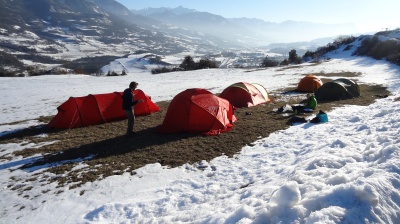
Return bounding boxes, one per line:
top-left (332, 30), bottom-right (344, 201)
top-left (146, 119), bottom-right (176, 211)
top-left (297, 74), bottom-right (323, 92)
top-left (158, 88), bottom-right (236, 135)
top-left (219, 82), bottom-right (271, 108)
top-left (48, 89), bottom-right (160, 129)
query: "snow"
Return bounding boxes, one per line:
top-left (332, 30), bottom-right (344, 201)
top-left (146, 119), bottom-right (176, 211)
top-left (1, 51), bottom-right (400, 223)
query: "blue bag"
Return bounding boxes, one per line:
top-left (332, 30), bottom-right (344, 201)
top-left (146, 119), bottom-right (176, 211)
top-left (316, 112), bottom-right (328, 123)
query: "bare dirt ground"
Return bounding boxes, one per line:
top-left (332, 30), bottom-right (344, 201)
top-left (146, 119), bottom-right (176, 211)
top-left (0, 72), bottom-right (391, 189)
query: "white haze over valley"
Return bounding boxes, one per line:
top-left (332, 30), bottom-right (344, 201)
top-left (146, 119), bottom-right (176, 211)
top-left (1, 42), bottom-right (400, 223)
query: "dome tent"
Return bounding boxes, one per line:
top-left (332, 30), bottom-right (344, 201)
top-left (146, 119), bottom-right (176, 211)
top-left (252, 83), bottom-right (270, 102)
top-left (297, 74), bottom-right (323, 92)
top-left (315, 78), bottom-right (360, 101)
top-left (48, 90), bottom-right (160, 129)
top-left (219, 82), bottom-right (271, 108)
top-left (158, 88), bottom-right (236, 135)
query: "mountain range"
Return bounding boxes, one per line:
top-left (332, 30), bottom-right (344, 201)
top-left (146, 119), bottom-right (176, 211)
top-left (133, 6), bottom-right (357, 45)
top-left (0, 0), bottom-right (359, 75)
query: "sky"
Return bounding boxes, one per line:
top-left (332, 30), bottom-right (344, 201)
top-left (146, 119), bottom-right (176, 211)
top-left (1, 36), bottom-right (400, 223)
top-left (116, 0), bottom-right (400, 33)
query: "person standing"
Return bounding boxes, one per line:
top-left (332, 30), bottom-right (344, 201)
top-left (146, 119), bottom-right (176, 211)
top-left (122, 81), bottom-right (143, 136)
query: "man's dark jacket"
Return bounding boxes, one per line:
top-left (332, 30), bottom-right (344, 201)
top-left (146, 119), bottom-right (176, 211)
top-left (122, 88), bottom-right (138, 110)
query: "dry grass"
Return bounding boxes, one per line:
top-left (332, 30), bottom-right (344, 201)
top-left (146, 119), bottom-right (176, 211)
top-left (0, 73), bottom-right (392, 189)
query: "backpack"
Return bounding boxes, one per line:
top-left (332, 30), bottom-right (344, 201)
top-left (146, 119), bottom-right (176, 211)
top-left (310, 110), bottom-right (328, 123)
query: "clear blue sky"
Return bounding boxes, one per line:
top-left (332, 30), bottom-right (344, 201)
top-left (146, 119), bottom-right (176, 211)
top-left (115, 0), bottom-right (399, 33)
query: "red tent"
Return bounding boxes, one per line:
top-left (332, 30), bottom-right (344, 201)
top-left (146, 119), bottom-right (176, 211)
top-left (158, 88), bottom-right (237, 135)
top-left (48, 89), bottom-right (160, 129)
top-left (297, 74), bottom-right (323, 92)
top-left (219, 82), bottom-right (271, 108)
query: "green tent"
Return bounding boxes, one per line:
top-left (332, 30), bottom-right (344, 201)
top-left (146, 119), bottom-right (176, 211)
top-left (315, 78), bottom-right (360, 101)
